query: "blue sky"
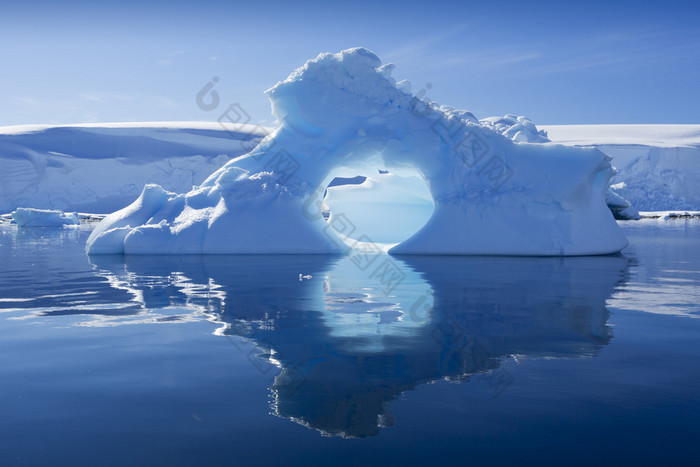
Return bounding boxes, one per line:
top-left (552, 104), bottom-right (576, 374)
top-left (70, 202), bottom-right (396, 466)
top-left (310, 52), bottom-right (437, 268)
top-left (1, 0), bottom-right (699, 126)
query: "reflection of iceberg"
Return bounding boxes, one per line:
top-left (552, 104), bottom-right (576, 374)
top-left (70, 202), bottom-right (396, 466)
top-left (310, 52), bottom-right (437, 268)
top-left (87, 48), bottom-right (627, 256)
top-left (398, 255), bottom-right (626, 357)
top-left (79, 252), bottom-right (628, 438)
top-left (272, 255), bottom-right (628, 437)
top-left (1, 227), bottom-right (143, 319)
top-left (87, 255), bottom-right (335, 330)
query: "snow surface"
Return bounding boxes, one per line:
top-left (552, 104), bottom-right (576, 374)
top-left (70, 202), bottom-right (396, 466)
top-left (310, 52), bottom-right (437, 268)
top-left (11, 208), bottom-right (79, 227)
top-left (0, 122), bottom-right (267, 214)
top-left (86, 48), bottom-right (627, 256)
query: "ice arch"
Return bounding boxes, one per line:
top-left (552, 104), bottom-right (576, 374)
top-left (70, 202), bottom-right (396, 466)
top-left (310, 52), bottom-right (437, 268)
top-left (87, 48), bottom-right (628, 255)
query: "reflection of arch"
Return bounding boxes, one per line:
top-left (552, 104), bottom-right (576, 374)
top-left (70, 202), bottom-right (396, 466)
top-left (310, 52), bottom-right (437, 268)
top-left (79, 253), bottom-right (629, 438)
top-left (87, 48), bottom-right (627, 255)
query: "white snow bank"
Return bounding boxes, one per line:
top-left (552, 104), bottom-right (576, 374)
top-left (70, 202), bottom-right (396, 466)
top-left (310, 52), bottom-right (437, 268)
top-left (0, 121), bottom-right (269, 135)
top-left (87, 48), bottom-right (626, 256)
top-left (543, 124), bottom-right (700, 211)
top-left (0, 122), bottom-right (268, 214)
top-left (542, 125), bottom-right (700, 148)
top-left (11, 208), bottom-right (79, 227)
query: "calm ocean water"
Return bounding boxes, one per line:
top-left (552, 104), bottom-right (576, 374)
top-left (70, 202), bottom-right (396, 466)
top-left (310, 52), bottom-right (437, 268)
top-left (1, 221), bottom-right (699, 466)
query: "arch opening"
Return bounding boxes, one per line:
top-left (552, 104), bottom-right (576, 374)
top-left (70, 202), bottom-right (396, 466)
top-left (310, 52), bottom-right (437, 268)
top-left (322, 157), bottom-right (435, 248)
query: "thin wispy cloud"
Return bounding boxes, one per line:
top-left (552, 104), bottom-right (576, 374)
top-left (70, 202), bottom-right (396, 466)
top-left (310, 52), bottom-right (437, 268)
top-left (12, 95), bottom-right (103, 124)
top-left (156, 49), bottom-right (187, 66)
top-left (383, 23), bottom-right (473, 64)
top-left (148, 95), bottom-right (179, 110)
top-left (427, 50), bottom-right (544, 72)
top-left (382, 24), bottom-right (547, 80)
top-left (519, 27), bottom-right (700, 77)
top-left (77, 92), bottom-right (135, 103)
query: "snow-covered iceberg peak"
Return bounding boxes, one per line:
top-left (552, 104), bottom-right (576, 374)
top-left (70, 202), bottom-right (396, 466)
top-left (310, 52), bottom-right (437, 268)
top-left (87, 47), bottom-right (627, 255)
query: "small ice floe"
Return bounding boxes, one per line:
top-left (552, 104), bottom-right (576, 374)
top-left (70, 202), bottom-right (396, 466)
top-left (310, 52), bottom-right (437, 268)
top-left (78, 213), bottom-right (106, 223)
top-left (10, 208), bottom-right (80, 227)
top-left (299, 274), bottom-right (312, 281)
top-left (639, 211), bottom-right (700, 219)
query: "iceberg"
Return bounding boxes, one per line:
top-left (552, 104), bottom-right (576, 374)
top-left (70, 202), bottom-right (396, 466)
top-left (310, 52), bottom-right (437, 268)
top-left (11, 208), bottom-right (79, 227)
top-left (87, 48), bottom-right (628, 256)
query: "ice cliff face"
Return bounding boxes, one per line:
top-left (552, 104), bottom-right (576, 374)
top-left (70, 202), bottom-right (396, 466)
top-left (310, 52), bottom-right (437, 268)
top-left (0, 123), bottom-right (256, 214)
top-left (87, 48), bottom-right (627, 255)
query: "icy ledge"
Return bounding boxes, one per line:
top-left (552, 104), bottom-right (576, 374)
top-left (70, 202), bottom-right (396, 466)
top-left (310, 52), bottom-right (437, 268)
top-left (87, 48), bottom-right (628, 255)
